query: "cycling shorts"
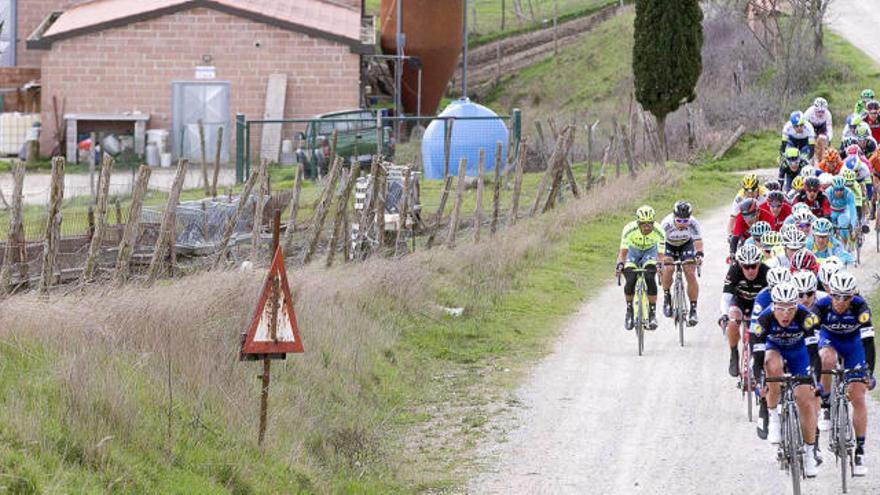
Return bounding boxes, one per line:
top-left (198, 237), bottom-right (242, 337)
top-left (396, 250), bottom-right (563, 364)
top-left (664, 240), bottom-right (696, 262)
top-left (766, 341), bottom-right (811, 377)
top-left (819, 329), bottom-right (868, 382)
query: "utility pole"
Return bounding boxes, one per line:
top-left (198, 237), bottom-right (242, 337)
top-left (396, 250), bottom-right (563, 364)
top-left (395, 0), bottom-right (404, 142)
top-left (462, 0), bottom-right (469, 98)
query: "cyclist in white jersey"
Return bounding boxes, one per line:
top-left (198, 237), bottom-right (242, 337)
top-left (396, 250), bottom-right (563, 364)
top-left (660, 201), bottom-right (704, 326)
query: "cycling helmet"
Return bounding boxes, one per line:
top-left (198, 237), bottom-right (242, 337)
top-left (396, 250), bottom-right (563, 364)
top-left (862, 89), bottom-right (875, 100)
top-left (792, 210), bottom-right (814, 225)
top-left (813, 217), bottom-right (833, 236)
top-left (739, 198), bottom-right (758, 216)
top-left (750, 220), bottom-right (771, 238)
top-left (790, 111), bottom-right (805, 126)
top-left (782, 228), bottom-right (807, 250)
top-left (819, 172), bottom-right (834, 188)
top-left (673, 200), bottom-right (692, 218)
top-left (828, 271), bottom-right (857, 296)
top-left (868, 100), bottom-right (880, 111)
top-left (791, 249), bottom-right (817, 272)
top-left (847, 114), bottom-right (863, 127)
top-left (767, 190), bottom-right (786, 205)
top-left (792, 270), bottom-right (818, 293)
top-left (819, 258), bottom-right (843, 285)
top-left (857, 126), bottom-right (871, 139)
top-left (785, 146), bottom-right (800, 160)
top-left (841, 168), bottom-right (857, 185)
top-left (791, 176), bottom-right (806, 191)
top-left (814, 97), bottom-right (828, 109)
top-left (771, 282), bottom-right (800, 305)
top-left (831, 176), bottom-right (847, 190)
top-left (781, 222), bottom-right (800, 237)
top-left (846, 144), bottom-right (860, 156)
top-left (767, 266), bottom-right (792, 288)
top-left (825, 149), bottom-right (841, 163)
top-left (791, 203), bottom-right (810, 215)
top-left (800, 165), bottom-right (817, 178)
top-left (635, 205), bottom-right (655, 223)
top-left (762, 231), bottom-right (783, 249)
top-left (764, 179), bottom-right (782, 192)
top-left (735, 243), bottom-right (763, 265)
top-left (804, 176), bottom-right (821, 191)
top-left (742, 173), bottom-right (759, 191)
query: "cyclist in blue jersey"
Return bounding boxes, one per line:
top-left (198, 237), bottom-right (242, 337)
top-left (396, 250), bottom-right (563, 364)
top-left (781, 111), bottom-right (816, 159)
top-left (753, 282), bottom-right (821, 477)
top-left (828, 176), bottom-right (859, 240)
top-left (807, 218), bottom-right (854, 265)
top-left (815, 272), bottom-right (876, 477)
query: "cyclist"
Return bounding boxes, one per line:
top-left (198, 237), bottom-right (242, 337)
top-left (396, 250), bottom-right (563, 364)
top-left (720, 244), bottom-right (769, 378)
top-left (778, 227), bottom-right (807, 269)
top-left (828, 176), bottom-right (858, 240)
top-left (805, 97), bottom-right (833, 158)
top-left (817, 257), bottom-right (844, 291)
top-left (842, 114), bottom-right (871, 142)
top-left (842, 167), bottom-right (870, 234)
top-left (616, 206), bottom-right (665, 331)
top-left (815, 272), bottom-right (877, 476)
top-left (760, 190), bottom-right (792, 231)
top-left (660, 201), bottom-right (703, 326)
top-left (730, 198), bottom-right (775, 257)
top-left (790, 249), bottom-right (819, 275)
top-left (808, 218), bottom-right (855, 265)
top-left (779, 146), bottom-right (809, 191)
top-left (787, 176), bottom-right (805, 203)
top-left (745, 221), bottom-right (772, 249)
top-left (792, 269), bottom-right (826, 462)
top-left (751, 267), bottom-right (793, 329)
top-left (781, 111), bottom-right (816, 159)
top-left (865, 100), bottom-right (880, 143)
top-left (762, 231), bottom-right (787, 267)
top-left (765, 178), bottom-right (784, 193)
top-left (753, 282), bottom-right (821, 477)
top-left (793, 176), bottom-right (831, 219)
top-left (728, 174), bottom-right (766, 235)
top-left (854, 89), bottom-right (876, 117)
top-left (817, 149), bottom-right (844, 176)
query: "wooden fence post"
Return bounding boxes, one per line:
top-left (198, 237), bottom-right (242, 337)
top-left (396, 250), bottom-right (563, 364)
top-left (115, 198), bottom-right (122, 225)
top-left (81, 153), bottom-right (114, 284)
top-left (212, 172), bottom-right (259, 269)
top-left (198, 119), bottom-right (210, 195)
top-left (114, 165), bottom-right (152, 284)
top-left (302, 156), bottom-right (343, 264)
top-left (147, 158), bottom-right (188, 282)
top-left (373, 166), bottom-right (387, 254)
top-left (282, 163), bottom-right (303, 251)
top-left (354, 156), bottom-right (380, 258)
top-left (327, 163), bottom-right (360, 268)
top-left (509, 140), bottom-right (527, 226)
top-left (0, 161), bottom-right (25, 296)
top-left (474, 149), bottom-right (485, 243)
top-left (394, 167), bottom-right (412, 256)
top-left (491, 141), bottom-right (502, 235)
top-left (543, 127), bottom-right (575, 212)
top-left (39, 157), bottom-right (65, 296)
top-left (212, 126), bottom-right (224, 197)
top-left (446, 158), bottom-right (468, 248)
top-left (250, 159), bottom-right (269, 261)
top-left (425, 173), bottom-right (454, 249)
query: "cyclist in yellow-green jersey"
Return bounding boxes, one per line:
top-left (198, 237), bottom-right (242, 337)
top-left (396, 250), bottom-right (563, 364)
top-left (616, 205), bottom-right (666, 331)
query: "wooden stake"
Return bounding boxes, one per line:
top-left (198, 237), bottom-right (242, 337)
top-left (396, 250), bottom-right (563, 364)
top-left (425, 174), bottom-right (454, 249)
top-left (302, 156), bottom-right (343, 264)
top-left (0, 161), bottom-right (25, 296)
top-left (251, 159), bottom-right (269, 261)
top-left (212, 172), bottom-right (259, 270)
top-left (474, 149), bottom-right (485, 243)
top-left (212, 126), bottom-right (224, 197)
top-left (282, 163), bottom-right (303, 251)
top-left (39, 157), bottom-right (66, 296)
top-left (509, 140), bottom-right (527, 226)
top-left (198, 119), bottom-right (210, 195)
top-left (543, 127), bottom-right (575, 212)
top-left (354, 156), bottom-right (380, 259)
top-left (373, 167), bottom-right (386, 254)
top-left (446, 158), bottom-right (468, 248)
top-left (114, 165), bottom-right (152, 284)
top-left (491, 141), bottom-right (502, 235)
top-left (394, 167), bottom-right (412, 256)
top-left (327, 163), bottom-right (360, 267)
top-left (115, 198), bottom-right (122, 225)
top-left (147, 158), bottom-right (188, 282)
top-left (81, 153), bottom-right (114, 284)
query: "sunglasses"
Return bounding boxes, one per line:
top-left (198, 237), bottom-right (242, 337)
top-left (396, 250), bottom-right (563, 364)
top-left (799, 291), bottom-right (816, 298)
top-left (674, 217), bottom-right (690, 224)
top-left (741, 263), bottom-right (759, 270)
top-left (775, 304), bottom-right (797, 313)
top-left (797, 223), bottom-right (811, 228)
top-left (831, 294), bottom-right (853, 301)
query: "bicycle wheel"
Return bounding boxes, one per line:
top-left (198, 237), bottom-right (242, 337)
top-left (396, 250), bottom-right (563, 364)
top-left (675, 275), bottom-right (685, 347)
top-left (788, 401), bottom-right (803, 495)
top-left (742, 338), bottom-right (753, 422)
top-left (837, 394), bottom-right (849, 493)
top-left (635, 280), bottom-right (645, 356)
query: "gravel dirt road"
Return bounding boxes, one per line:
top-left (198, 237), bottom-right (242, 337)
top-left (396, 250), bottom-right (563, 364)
top-left (469, 196), bottom-right (880, 493)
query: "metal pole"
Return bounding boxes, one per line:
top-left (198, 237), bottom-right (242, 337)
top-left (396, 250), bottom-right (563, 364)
top-left (462, 0), bottom-right (469, 99)
top-left (258, 209), bottom-right (282, 447)
top-left (235, 113), bottom-right (245, 184)
top-left (395, 0), bottom-right (404, 142)
top-left (417, 67), bottom-right (422, 118)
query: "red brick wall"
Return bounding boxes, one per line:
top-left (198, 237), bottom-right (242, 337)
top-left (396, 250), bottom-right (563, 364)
top-left (39, 6), bottom-right (361, 157)
top-left (0, 67), bottom-right (40, 111)
top-left (16, 0), bottom-right (81, 68)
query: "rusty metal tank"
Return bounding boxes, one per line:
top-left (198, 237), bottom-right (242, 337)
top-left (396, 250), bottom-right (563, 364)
top-left (379, 0), bottom-right (463, 116)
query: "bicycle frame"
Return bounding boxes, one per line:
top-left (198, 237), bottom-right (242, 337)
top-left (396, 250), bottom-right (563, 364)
top-left (820, 366), bottom-right (859, 493)
top-left (765, 373), bottom-right (814, 495)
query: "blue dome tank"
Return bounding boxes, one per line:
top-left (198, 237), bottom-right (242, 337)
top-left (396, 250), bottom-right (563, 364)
top-left (421, 98), bottom-right (509, 180)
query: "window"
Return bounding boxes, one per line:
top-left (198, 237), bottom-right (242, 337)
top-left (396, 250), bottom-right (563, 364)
top-left (0, 0), bottom-right (14, 67)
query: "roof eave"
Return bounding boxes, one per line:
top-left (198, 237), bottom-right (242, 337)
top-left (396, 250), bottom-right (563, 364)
top-left (26, 11), bottom-right (63, 50)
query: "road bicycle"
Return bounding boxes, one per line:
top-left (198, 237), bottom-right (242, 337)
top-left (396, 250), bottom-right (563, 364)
top-left (736, 317), bottom-right (756, 422)
top-left (765, 373), bottom-right (815, 495)
top-left (618, 267), bottom-right (653, 356)
top-left (820, 365), bottom-right (861, 493)
top-left (667, 260), bottom-right (700, 347)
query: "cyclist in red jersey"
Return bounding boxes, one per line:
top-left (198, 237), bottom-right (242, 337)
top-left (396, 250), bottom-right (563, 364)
top-left (865, 100), bottom-right (880, 143)
top-left (759, 190), bottom-right (792, 231)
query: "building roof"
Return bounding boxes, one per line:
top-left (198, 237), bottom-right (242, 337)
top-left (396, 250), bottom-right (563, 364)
top-left (31, 0), bottom-right (363, 50)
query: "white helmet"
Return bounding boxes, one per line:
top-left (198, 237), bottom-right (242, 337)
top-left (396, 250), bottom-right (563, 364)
top-left (792, 270), bottom-right (818, 293)
top-left (819, 172), bottom-right (834, 188)
top-left (792, 210), bottom-right (815, 225)
top-left (767, 266), bottom-right (792, 288)
top-left (771, 282), bottom-right (800, 304)
top-left (792, 203), bottom-right (811, 215)
top-left (735, 243), bottom-right (763, 265)
top-left (828, 271), bottom-right (857, 296)
top-left (814, 97), bottom-right (828, 109)
top-left (782, 229), bottom-right (807, 250)
top-left (818, 259), bottom-right (843, 285)
top-left (800, 165), bottom-right (817, 178)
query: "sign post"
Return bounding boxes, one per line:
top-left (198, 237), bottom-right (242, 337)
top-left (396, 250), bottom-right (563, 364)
top-left (240, 210), bottom-right (304, 445)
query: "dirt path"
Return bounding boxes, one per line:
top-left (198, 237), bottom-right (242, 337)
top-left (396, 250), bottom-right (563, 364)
top-left (468, 190), bottom-right (880, 493)
top-left (827, 0), bottom-right (880, 63)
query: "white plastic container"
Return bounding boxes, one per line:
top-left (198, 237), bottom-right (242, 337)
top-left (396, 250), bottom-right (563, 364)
top-left (160, 152), bottom-right (172, 168)
top-left (0, 113), bottom-right (40, 156)
top-left (145, 143), bottom-right (160, 166)
top-left (146, 129), bottom-right (169, 153)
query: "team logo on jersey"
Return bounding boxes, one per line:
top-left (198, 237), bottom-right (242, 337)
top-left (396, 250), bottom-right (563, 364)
top-left (860, 311), bottom-right (871, 324)
top-left (805, 314), bottom-right (819, 329)
top-left (753, 323), bottom-right (764, 336)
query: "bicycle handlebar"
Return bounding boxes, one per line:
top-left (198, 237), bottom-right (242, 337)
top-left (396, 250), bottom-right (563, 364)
top-left (764, 374), bottom-right (816, 385)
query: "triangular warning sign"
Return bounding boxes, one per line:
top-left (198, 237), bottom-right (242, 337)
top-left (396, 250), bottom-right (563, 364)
top-left (241, 246), bottom-right (304, 356)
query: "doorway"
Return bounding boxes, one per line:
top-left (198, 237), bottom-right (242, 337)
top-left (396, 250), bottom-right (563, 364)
top-left (171, 81), bottom-right (230, 163)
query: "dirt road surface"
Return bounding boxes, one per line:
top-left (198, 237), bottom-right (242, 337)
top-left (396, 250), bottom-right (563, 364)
top-left (469, 198), bottom-right (880, 493)
top-left (828, 1), bottom-right (880, 64)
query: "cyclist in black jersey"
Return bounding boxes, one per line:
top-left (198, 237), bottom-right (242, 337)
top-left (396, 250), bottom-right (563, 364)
top-left (720, 244), bottom-right (769, 377)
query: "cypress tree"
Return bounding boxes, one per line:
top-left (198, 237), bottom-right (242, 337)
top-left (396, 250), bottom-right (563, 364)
top-left (633, 0), bottom-right (703, 158)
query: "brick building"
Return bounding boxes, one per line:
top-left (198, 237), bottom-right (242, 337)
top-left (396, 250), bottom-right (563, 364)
top-left (26, 0), bottom-right (369, 162)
